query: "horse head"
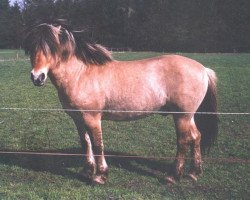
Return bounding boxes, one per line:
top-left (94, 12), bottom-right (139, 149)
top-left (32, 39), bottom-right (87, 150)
top-left (24, 22), bottom-right (113, 86)
top-left (24, 23), bottom-right (75, 86)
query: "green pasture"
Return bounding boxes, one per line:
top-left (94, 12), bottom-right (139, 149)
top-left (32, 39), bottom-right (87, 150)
top-left (0, 50), bottom-right (249, 199)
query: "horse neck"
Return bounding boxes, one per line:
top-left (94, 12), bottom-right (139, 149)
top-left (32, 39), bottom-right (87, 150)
top-left (49, 56), bottom-right (86, 90)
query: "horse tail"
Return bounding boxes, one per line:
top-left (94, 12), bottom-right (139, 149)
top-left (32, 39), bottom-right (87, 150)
top-left (194, 68), bottom-right (219, 154)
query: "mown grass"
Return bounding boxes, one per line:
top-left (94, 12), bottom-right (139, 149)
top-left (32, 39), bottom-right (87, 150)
top-left (0, 50), bottom-right (249, 199)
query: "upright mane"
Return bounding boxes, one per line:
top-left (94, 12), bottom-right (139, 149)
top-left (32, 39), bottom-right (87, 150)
top-left (24, 23), bottom-right (113, 65)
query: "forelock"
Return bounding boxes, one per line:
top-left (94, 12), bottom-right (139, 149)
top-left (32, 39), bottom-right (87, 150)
top-left (24, 23), bottom-right (60, 57)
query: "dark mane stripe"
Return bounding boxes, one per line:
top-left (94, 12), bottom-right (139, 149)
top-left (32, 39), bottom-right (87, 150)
top-left (59, 28), bottom-right (76, 61)
top-left (73, 33), bottom-right (113, 65)
top-left (24, 23), bottom-right (113, 65)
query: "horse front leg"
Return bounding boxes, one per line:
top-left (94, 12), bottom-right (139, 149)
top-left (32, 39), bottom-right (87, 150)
top-left (68, 112), bottom-right (97, 181)
top-left (84, 113), bottom-right (108, 185)
top-left (82, 133), bottom-right (96, 180)
top-left (91, 128), bottom-right (108, 185)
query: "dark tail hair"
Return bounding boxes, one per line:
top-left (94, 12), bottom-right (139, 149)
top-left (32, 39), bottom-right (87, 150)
top-left (194, 68), bottom-right (219, 154)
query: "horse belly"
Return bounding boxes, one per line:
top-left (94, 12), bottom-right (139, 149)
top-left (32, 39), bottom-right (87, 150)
top-left (102, 111), bottom-right (152, 121)
top-left (103, 90), bottom-right (168, 121)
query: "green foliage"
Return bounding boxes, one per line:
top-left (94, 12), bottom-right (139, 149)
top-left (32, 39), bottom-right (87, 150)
top-left (0, 1), bottom-right (22, 48)
top-left (0, 51), bottom-right (249, 199)
top-left (1, 0), bottom-right (250, 52)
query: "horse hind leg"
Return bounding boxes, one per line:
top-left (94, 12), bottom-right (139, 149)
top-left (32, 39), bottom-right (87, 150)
top-left (166, 115), bottom-right (201, 184)
top-left (187, 118), bottom-right (202, 181)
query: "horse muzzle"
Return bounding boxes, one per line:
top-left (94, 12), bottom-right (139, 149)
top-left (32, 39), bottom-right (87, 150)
top-left (31, 72), bottom-right (46, 86)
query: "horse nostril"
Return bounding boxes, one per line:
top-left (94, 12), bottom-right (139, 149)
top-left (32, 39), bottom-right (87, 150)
top-left (31, 72), bottom-right (46, 86)
top-left (39, 73), bottom-right (45, 82)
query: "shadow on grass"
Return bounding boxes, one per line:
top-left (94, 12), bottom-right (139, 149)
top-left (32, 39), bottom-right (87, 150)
top-left (0, 148), bottom-right (173, 184)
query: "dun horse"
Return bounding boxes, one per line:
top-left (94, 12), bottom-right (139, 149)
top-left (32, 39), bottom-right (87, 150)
top-left (24, 23), bottom-right (218, 185)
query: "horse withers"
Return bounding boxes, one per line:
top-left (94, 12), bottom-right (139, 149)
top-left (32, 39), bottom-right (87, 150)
top-left (24, 23), bottom-right (218, 185)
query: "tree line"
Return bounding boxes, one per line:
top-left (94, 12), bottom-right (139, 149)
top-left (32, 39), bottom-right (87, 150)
top-left (1, 0), bottom-right (250, 52)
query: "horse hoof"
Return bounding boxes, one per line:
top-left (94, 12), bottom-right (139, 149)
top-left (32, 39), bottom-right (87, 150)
top-left (92, 175), bottom-right (107, 185)
top-left (186, 173), bottom-right (198, 181)
top-left (165, 176), bottom-right (176, 185)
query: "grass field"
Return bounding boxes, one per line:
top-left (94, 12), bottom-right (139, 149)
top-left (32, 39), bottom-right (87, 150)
top-left (0, 50), bottom-right (249, 199)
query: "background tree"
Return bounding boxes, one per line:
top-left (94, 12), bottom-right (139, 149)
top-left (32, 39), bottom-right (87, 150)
top-left (0, 0), bottom-right (249, 52)
top-left (0, 0), bottom-right (22, 48)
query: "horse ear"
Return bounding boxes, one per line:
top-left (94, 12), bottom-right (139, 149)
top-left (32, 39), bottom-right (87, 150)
top-left (53, 25), bottom-right (62, 36)
top-left (56, 25), bottom-right (62, 31)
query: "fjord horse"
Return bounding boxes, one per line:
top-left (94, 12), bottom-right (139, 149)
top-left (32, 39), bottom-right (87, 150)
top-left (24, 23), bottom-right (218, 185)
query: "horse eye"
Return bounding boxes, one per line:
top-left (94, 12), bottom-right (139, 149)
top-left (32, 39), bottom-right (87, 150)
top-left (61, 50), bottom-right (69, 60)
